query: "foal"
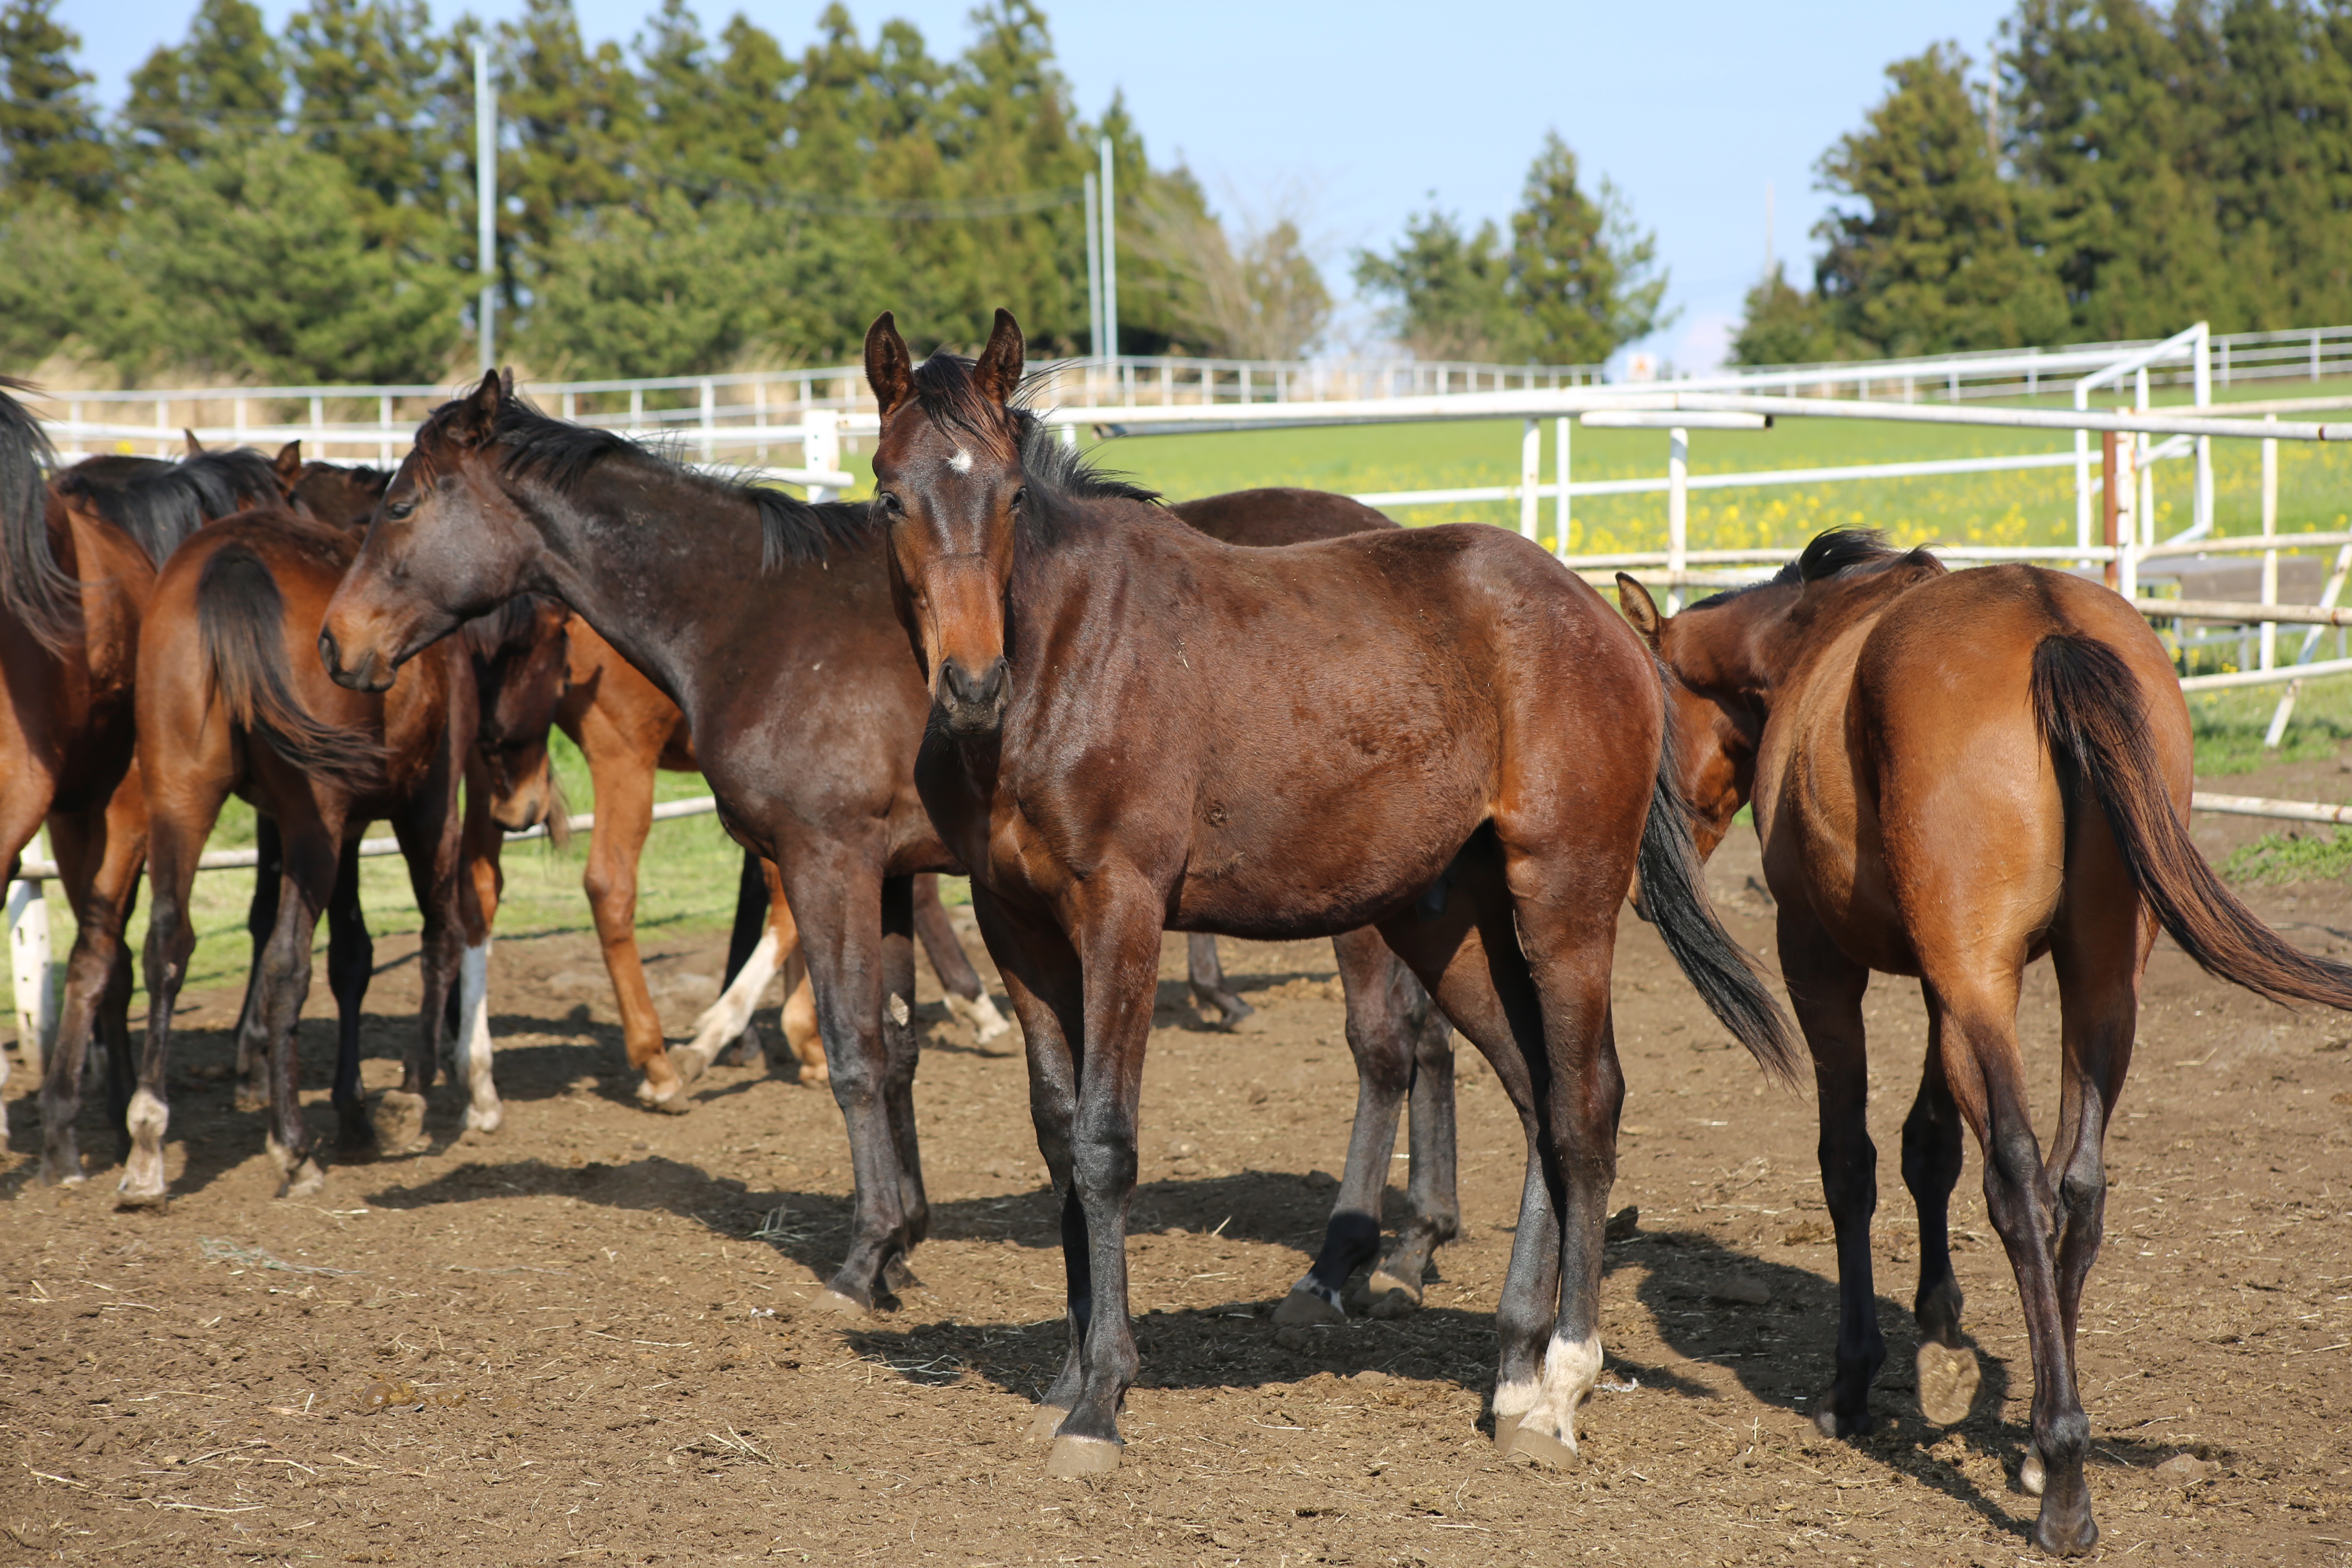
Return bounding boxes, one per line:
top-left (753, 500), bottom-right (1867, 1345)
top-left (1623, 530), bottom-right (2352, 1555)
top-left (863, 309), bottom-right (1794, 1474)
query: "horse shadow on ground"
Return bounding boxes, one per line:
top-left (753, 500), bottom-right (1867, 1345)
top-left (1613, 1223), bottom-right (2196, 1541)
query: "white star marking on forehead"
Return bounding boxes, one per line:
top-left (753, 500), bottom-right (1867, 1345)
top-left (948, 448), bottom-right (973, 474)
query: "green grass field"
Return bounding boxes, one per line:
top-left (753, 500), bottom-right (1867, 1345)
top-left (14, 372), bottom-right (2352, 1025)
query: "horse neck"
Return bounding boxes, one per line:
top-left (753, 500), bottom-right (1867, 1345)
top-left (1688, 570), bottom-right (1927, 713)
top-left (514, 463), bottom-right (775, 722)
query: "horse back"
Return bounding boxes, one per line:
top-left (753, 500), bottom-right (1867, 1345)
top-left (1171, 488), bottom-right (1395, 546)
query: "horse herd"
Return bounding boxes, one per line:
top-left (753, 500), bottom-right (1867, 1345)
top-left (4, 310), bottom-right (2346, 1555)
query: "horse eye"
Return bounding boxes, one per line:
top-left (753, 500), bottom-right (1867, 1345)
top-left (383, 497), bottom-right (416, 521)
top-left (1011, 487), bottom-right (1028, 510)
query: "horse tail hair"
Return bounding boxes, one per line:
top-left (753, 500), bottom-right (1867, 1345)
top-left (2032, 631), bottom-right (2352, 1009)
top-left (0, 377), bottom-right (72, 655)
top-left (1637, 682), bottom-right (1804, 1084)
top-left (197, 545), bottom-right (384, 791)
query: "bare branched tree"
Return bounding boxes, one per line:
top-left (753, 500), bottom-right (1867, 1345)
top-left (1134, 179), bottom-right (1333, 360)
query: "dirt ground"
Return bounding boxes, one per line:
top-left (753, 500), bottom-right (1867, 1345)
top-left (2, 781), bottom-right (2350, 1567)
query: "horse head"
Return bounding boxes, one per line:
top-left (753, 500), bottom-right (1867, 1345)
top-left (865, 307), bottom-right (1027, 739)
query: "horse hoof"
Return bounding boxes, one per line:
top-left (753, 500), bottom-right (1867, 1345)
top-left (233, 1088), bottom-right (267, 1115)
top-left (1272, 1286), bottom-right (1347, 1327)
top-left (1364, 1268), bottom-right (1423, 1316)
top-left (1915, 1340), bottom-right (1980, 1426)
top-left (883, 1257), bottom-right (924, 1292)
top-left (463, 1102), bottom-right (503, 1135)
top-left (1227, 1010), bottom-right (1270, 1035)
top-left (1046, 1435), bottom-right (1122, 1476)
top-left (115, 1176), bottom-right (169, 1211)
top-left (2032, 1507), bottom-right (2098, 1558)
top-left (664, 1046), bottom-right (710, 1087)
top-left (278, 1159), bottom-right (327, 1199)
top-left (370, 1090), bottom-right (430, 1155)
top-left (1504, 1423), bottom-right (1578, 1469)
top-left (637, 1074), bottom-right (695, 1114)
top-left (1025, 1403), bottom-right (1069, 1442)
top-left (2021, 1448), bottom-right (2047, 1497)
top-left (814, 1288), bottom-right (867, 1319)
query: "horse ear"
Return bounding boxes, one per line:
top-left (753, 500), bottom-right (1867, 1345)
top-left (273, 441), bottom-right (303, 488)
top-left (183, 429), bottom-right (206, 457)
top-left (445, 371), bottom-right (506, 448)
top-left (864, 312), bottom-right (914, 416)
top-left (972, 308), bottom-right (1025, 407)
top-left (1616, 572), bottom-right (1666, 649)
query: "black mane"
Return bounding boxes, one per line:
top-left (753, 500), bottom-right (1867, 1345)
top-left (1011, 407), bottom-right (1160, 504)
top-left (1687, 528), bottom-right (1938, 611)
top-left (0, 376), bottom-right (67, 651)
top-left (55, 445), bottom-right (281, 566)
top-left (425, 388), bottom-right (873, 572)
top-left (900, 352), bottom-right (1161, 505)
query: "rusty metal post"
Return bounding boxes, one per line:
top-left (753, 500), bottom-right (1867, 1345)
top-left (2102, 428), bottom-right (2121, 590)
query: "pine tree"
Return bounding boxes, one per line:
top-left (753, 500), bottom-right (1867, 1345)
top-left (1730, 263), bottom-right (1844, 365)
top-left (283, 0), bottom-right (461, 257)
top-left (496, 0), bottom-right (641, 276)
top-left (0, 0), bottom-right (109, 207)
top-left (2004, 0), bottom-right (2236, 338)
top-left (1352, 207), bottom-right (1521, 361)
top-left (1816, 43), bottom-right (2068, 354)
top-left (1508, 131), bottom-right (1671, 363)
top-left (125, 0), bottom-right (285, 160)
top-left (111, 135), bottom-right (459, 381)
top-left (2214, 0), bottom-right (2352, 325)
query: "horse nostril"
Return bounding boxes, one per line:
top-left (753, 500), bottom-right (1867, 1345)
top-left (317, 628), bottom-right (341, 675)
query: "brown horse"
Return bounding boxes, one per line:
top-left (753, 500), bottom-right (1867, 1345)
top-left (860, 309), bottom-right (1793, 1474)
top-left (1619, 530), bottom-right (2352, 1556)
top-left (120, 495), bottom-right (523, 1203)
top-left (317, 376), bottom-right (1489, 1329)
top-left (0, 406), bottom-right (282, 1179)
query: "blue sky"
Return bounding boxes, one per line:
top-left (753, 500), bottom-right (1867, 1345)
top-left (64, 1), bottom-right (2018, 369)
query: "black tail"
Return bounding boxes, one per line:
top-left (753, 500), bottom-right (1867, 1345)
top-left (1638, 691), bottom-right (1803, 1085)
top-left (0, 376), bottom-right (70, 654)
top-left (2033, 632), bottom-right (2352, 1010)
top-left (197, 545), bottom-right (385, 791)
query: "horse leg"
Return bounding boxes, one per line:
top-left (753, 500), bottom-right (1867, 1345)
top-left (878, 874), bottom-right (929, 1272)
top-left (321, 840), bottom-right (373, 1151)
top-left (232, 815), bottom-right (283, 1112)
top-left (1368, 949), bottom-right (1460, 1313)
top-left (1779, 908), bottom-right (1884, 1438)
top-left (1034, 881), bottom-right (1166, 1476)
top-left (1185, 932), bottom-right (1257, 1030)
top-left (779, 846), bottom-right (913, 1313)
top-left (1277, 926), bottom-right (1414, 1325)
top-left (1926, 970), bottom-right (2098, 1555)
top-left (916, 871), bottom-right (1010, 1045)
top-left (967, 889), bottom-right (1090, 1441)
top-left (120, 782), bottom-right (227, 1208)
top-left (711, 848), bottom-right (771, 1068)
top-left (38, 785), bottom-right (144, 1185)
top-left (677, 854), bottom-right (783, 1077)
top-left (388, 750), bottom-right (471, 1145)
top-left (1904, 1005), bottom-right (1975, 1424)
top-left (581, 752), bottom-right (679, 1107)
top-left (0, 756), bottom-right (60, 1118)
top-left (1377, 847), bottom-right (1562, 1457)
top-left (251, 803), bottom-right (343, 1198)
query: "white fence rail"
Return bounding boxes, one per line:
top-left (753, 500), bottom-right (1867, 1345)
top-left (16, 321), bottom-right (2352, 1050)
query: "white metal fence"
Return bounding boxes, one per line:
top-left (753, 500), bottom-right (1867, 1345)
top-left (15, 320), bottom-right (2352, 1053)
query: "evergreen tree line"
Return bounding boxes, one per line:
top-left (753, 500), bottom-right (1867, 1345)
top-left (1737, 0), bottom-right (2352, 366)
top-left (0, 0), bottom-right (1312, 383)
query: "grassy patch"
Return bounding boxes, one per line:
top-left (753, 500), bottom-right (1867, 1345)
top-left (2186, 675), bottom-right (2352, 777)
top-left (2225, 828), bottom-right (2352, 884)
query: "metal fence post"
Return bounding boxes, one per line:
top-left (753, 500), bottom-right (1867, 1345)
top-left (2261, 415), bottom-right (2281, 672)
top-left (2194, 324), bottom-right (2213, 539)
top-left (803, 408), bottom-right (841, 503)
top-left (1519, 419), bottom-right (1540, 542)
top-left (1666, 427), bottom-right (1689, 613)
top-left (1554, 415), bottom-right (1571, 561)
top-left (699, 378), bottom-right (716, 462)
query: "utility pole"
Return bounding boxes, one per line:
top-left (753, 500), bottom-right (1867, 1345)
top-left (474, 39), bottom-right (497, 376)
top-left (1099, 135), bottom-right (1118, 366)
top-left (1084, 170), bottom-right (1104, 364)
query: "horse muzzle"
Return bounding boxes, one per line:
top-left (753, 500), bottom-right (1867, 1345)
top-left (935, 655), bottom-right (1010, 737)
top-left (318, 627), bottom-right (394, 693)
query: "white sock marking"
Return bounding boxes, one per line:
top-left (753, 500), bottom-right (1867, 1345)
top-left (683, 929), bottom-right (779, 1063)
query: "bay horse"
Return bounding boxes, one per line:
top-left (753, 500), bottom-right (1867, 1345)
top-left (860, 309), bottom-right (1795, 1474)
top-left (117, 490), bottom-right (562, 1203)
top-left (1619, 530), bottom-right (2352, 1555)
top-left (0, 402), bottom-right (281, 1178)
top-left (316, 375), bottom-right (1483, 1327)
